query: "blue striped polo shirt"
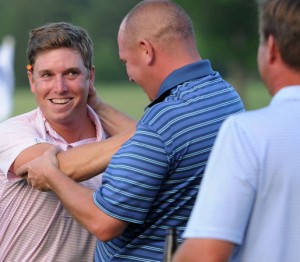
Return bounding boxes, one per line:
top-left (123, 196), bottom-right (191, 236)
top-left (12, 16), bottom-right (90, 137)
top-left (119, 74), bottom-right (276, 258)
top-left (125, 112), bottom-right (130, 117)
top-left (93, 59), bottom-right (245, 262)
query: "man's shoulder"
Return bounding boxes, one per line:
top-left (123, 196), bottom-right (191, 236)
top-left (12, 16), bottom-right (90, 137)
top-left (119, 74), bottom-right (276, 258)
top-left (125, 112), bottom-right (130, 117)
top-left (227, 105), bottom-right (273, 126)
top-left (0, 109), bottom-right (39, 126)
top-left (0, 108), bottom-right (43, 138)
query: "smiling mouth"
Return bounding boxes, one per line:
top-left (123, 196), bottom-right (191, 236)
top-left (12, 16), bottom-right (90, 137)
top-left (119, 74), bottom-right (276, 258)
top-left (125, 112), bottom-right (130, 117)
top-left (50, 98), bottom-right (72, 104)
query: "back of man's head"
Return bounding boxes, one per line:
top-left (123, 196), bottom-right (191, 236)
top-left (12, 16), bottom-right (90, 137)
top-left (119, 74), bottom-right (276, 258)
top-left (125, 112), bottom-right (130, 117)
top-left (122, 0), bottom-right (196, 53)
top-left (27, 22), bottom-right (93, 71)
top-left (258, 0), bottom-right (300, 70)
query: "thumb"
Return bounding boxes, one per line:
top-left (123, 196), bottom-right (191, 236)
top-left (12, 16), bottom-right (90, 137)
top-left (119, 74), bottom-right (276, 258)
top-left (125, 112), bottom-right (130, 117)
top-left (47, 145), bottom-right (61, 156)
top-left (16, 146), bottom-right (61, 177)
top-left (16, 164), bottom-right (28, 177)
top-left (47, 146), bottom-right (61, 167)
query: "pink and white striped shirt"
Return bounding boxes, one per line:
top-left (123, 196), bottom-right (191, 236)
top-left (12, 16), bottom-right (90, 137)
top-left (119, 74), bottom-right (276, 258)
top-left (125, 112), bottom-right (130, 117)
top-left (0, 106), bottom-right (104, 261)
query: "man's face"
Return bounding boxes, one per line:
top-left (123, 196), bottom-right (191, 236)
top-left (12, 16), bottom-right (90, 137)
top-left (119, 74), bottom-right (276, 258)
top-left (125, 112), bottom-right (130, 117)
top-left (118, 26), bottom-right (151, 99)
top-left (28, 47), bottom-right (94, 127)
top-left (118, 31), bottom-right (140, 84)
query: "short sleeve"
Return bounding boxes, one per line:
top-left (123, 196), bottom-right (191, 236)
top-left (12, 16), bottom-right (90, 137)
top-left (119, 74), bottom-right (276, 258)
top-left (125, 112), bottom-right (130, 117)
top-left (93, 123), bottom-right (169, 224)
top-left (0, 117), bottom-right (47, 176)
top-left (183, 116), bottom-right (257, 245)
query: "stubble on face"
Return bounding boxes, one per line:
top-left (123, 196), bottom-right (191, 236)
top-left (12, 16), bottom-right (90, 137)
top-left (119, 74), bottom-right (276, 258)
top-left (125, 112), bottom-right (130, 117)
top-left (31, 48), bottom-right (91, 127)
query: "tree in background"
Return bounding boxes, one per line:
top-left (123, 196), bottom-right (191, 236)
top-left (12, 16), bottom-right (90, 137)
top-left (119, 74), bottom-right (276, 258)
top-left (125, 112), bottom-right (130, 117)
top-left (0, 0), bottom-right (259, 104)
top-left (0, 0), bottom-right (140, 87)
top-left (179, 0), bottom-right (259, 102)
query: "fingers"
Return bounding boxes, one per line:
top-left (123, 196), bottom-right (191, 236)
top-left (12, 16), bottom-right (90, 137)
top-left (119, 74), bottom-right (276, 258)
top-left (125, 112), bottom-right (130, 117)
top-left (16, 146), bottom-right (61, 177)
top-left (16, 163), bottom-right (29, 177)
top-left (88, 84), bottom-right (96, 95)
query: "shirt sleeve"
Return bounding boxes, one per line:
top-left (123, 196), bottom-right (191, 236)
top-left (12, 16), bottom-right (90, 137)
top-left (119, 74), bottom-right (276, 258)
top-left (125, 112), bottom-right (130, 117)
top-left (0, 117), bottom-right (47, 176)
top-left (183, 115), bottom-right (257, 245)
top-left (93, 123), bottom-right (169, 224)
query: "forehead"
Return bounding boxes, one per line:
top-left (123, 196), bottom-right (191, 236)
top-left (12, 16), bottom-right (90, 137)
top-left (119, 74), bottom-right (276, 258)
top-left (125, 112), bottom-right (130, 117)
top-left (34, 48), bottom-right (84, 70)
top-left (118, 29), bottom-right (133, 59)
top-left (118, 29), bottom-right (126, 52)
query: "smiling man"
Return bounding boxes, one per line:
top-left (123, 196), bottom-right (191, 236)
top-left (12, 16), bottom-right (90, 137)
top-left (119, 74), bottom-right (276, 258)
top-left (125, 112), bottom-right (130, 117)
top-left (0, 22), bottom-right (135, 261)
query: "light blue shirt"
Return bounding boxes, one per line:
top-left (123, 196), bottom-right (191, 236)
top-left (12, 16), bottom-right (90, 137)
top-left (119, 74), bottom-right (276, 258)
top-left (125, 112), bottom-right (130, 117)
top-left (184, 86), bottom-right (300, 262)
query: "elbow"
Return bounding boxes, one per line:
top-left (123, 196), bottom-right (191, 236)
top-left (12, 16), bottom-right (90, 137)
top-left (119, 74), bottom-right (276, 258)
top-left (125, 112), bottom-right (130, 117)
top-left (86, 206), bottom-right (128, 242)
top-left (96, 233), bottom-right (115, 242)
top-left (91, 225), bottom-right (120, 242)
top-left (90, 224), bottom-right (121, 242)
top-left (89, 220), bottom-right (127, 242)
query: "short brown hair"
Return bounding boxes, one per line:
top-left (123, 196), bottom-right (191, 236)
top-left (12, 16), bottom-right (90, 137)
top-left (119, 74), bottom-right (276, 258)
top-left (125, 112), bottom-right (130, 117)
top-left (27, 22), bottom-right (93, 70)
top-left (258, 0), bottom-right (300, 70)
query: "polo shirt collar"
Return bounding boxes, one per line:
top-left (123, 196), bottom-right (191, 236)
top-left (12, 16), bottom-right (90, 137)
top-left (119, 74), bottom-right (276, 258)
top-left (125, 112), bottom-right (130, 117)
top-left (271, 85), bottom-right (300, 106)
top-left (38, 105), bottom-right (104, 144)
top-left (148, 59), bottom-right (214, 108)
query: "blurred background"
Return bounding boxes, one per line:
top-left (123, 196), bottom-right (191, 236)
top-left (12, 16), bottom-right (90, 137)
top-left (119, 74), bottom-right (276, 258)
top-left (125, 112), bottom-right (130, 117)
top-left (0, 0), bottom-right (271, 120)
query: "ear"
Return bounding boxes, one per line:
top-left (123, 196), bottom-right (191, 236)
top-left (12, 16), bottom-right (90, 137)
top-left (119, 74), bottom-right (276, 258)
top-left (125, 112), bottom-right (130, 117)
top-left (267, 35), bottom-right (280, 64)
top-left (89, 66), bottom-right (95, 85)
top-left (139, 39), bottom-right (155, 65)
top-left (27, 70), bottom-right (35, 94)
top-left (88, 66), bottom-right (96, 94)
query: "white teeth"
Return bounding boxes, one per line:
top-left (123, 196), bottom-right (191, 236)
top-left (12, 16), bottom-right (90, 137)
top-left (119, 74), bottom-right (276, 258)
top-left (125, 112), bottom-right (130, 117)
top-left (51, 98), bottom-right (70, 104)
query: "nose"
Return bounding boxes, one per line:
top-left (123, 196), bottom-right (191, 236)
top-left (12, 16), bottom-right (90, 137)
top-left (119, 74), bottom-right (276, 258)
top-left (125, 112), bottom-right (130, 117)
top-left (55, 75), bottom-right (67, 93)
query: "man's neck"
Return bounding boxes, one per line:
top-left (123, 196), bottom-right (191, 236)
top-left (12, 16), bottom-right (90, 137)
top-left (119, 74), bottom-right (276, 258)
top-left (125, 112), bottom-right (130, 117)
top-left (48, 115), bottom-right (97, 144)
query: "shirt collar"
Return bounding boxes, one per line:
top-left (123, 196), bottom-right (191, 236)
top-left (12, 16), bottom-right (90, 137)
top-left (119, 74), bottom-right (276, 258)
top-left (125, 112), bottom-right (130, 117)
top-left (38, 105), bottom-right (104, 145)
top-left (147, 59), bottom-right (214, 108)
top-left (271, 85), bottom-right (300, 106)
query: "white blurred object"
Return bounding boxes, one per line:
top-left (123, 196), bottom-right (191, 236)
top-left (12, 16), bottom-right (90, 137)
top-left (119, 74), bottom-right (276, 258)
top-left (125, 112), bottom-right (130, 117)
top-left (0, 35), bottom-right (15, 122)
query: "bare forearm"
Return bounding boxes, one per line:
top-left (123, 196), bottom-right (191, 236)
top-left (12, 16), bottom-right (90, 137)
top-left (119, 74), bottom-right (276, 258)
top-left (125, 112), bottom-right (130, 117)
top-left (11, 143), bottom-right (54, 174)
top-left (173, 239), bottom-right (234, 262)
top-left (96, 101), bottom-right (137, 136)
top-left (17, 146), bottom-right (129, 241)
top-left (57, 129), bottom-right (134, 181)
top-left (87, 85), bottom-right (137, 135)
top-left (42, 165), bottom-right (128, 241)
top-left (43, 167), bottom-right (104, 234)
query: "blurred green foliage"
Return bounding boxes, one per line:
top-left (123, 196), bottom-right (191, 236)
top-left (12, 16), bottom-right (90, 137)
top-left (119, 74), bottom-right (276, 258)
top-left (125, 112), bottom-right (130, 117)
top-left (0, 0), bottom-right (140, 86)
top-left (0, 0), bottom-right (259, 94)
top-left (13, 82), bottom-right (149, 120)
top-left (13, 80), bottom-right (271, 121)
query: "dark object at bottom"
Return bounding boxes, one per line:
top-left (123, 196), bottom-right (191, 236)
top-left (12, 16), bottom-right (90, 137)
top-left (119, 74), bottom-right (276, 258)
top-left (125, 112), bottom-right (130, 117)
top-left (162, 228), bottom-right (178, 262)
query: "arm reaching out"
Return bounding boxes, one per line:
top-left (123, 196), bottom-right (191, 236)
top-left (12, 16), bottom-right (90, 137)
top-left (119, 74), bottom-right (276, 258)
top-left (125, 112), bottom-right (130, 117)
top-left (18, 146), bottom-right (61, 191)
top-left (14, 128), bottom-right (134, 182)
top-left (88, 85), bottom-right (137, 136)
top-left (11, 88), bottom-right (135, 182)
top-left (17, 146), bottom-right (129, 241)
top-left (10, 86), bottom-right (136, 182)
top-left (57, 129), bottom-right (134, 181)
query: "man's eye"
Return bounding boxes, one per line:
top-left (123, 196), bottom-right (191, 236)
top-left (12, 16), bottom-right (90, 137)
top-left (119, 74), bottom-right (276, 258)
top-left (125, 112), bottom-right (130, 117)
top-left (66, 71), bottom-right (79, 78)
top-left (41, 73), bottom-right (51, 78)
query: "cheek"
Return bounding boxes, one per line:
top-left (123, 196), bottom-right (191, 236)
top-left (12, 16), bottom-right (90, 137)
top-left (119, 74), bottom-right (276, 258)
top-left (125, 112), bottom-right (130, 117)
top-left (78, 81), bottom-right (90, 100)
top-left (124, 64), bottom-right (134, 82)
top-left (32, 85), bottom-right (44, 97)
top-left (257, 45), bottom-right (265, 75)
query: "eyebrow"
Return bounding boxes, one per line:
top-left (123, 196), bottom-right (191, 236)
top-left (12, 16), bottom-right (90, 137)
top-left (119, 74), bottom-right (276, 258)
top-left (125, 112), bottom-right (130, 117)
top-left (64, 67), bottom-right (82, 73)
top-left (37, 67), bottom-right (82, 75)
top-left (36, 69), bottom-right (52, 76)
